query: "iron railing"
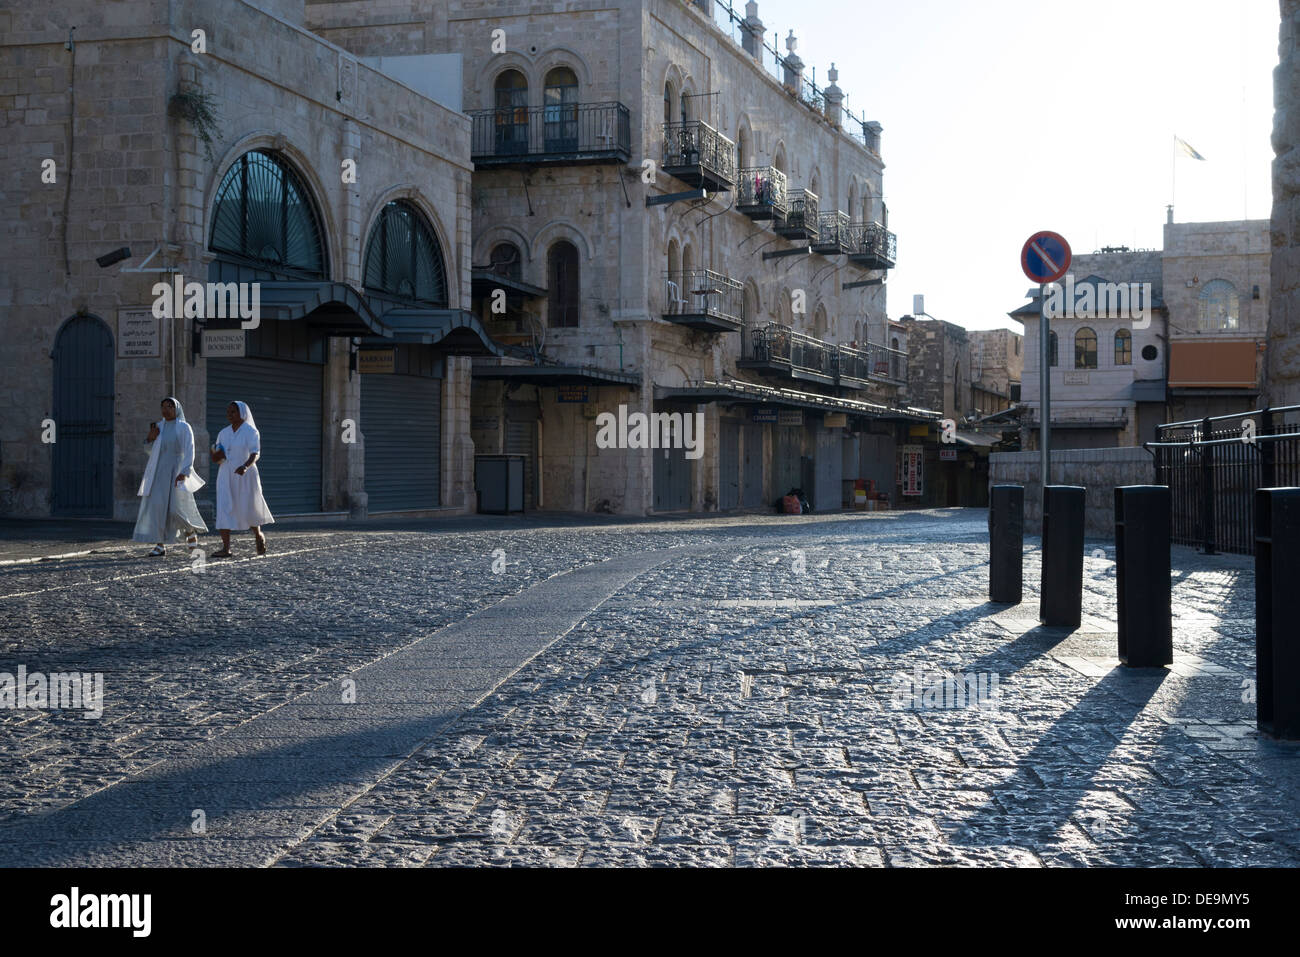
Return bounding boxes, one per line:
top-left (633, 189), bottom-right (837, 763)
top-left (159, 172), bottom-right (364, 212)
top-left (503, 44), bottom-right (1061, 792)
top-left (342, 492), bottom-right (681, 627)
top-left (774, 188), bottom-right (819, 241)
top-left (735, 165), bottom-right (788, 220)
top-left (844, 221), bottom-right (897, 269)
top-left (663, 268), bottom-right (744, 324)
top-left (811, 209), bottom-right (850, 255)
top-left (468, 101), bottom-right (631, 164)
top-left (747, 323), bottom-right (834, 378)
top-left (1148, 406), bottom-right (1300, 555)
top-left (661, 120), bottom-right (737, 185)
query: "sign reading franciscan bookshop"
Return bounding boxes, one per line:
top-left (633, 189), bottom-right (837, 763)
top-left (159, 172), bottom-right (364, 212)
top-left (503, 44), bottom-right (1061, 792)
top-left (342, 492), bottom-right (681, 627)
top-left (358, 349), bottom-right (395, 374)
top-left (117, 308), bottom-right (160, 358)
top-left (557, 384), bottom-right (589, 403)
top-left (201, 329), bottom-right (245, 358)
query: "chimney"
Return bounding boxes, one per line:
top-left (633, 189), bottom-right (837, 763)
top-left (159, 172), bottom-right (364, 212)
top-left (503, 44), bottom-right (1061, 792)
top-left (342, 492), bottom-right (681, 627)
top-left (782, 31), bottom-right (803, 91)
top-left (823, 62), bottom-right (843, 127)
top-left (741, 2), bottom-right (765, 62)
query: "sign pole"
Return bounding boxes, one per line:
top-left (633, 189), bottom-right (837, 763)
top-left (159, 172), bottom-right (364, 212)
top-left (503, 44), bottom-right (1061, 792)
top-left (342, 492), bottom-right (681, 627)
top-left (1040, 282), bottom-right (1050, 490)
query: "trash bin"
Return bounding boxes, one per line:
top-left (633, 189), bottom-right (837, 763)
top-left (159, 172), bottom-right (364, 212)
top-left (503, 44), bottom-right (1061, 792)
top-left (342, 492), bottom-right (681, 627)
top-left (475, 454), bottom-right (525, 514)
top-left (1115, 485), bottom-right (1172, 667)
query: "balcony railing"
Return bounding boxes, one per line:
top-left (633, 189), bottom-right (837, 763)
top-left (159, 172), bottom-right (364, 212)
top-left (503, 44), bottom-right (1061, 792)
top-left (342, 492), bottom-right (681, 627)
top-left (844, 222), bottom-right (897, 270)
top-left (469, 101), bottom-right (631, 167)
top-left (663, 268), bottom-right (744, 333)
top-left (735, 166), bottom-right (788, 221)
top-left (740, 323), bottom-right (835, 385)
top-left (662, 120), bottom-right (736, 191)
top-left (810, 210), bottom-right (850, 256)
top-left (773, 188), bottom-right (819, 241)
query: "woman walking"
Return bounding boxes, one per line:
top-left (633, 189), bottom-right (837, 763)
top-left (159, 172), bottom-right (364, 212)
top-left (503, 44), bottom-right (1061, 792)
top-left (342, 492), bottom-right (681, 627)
top-left (210, 400), bottom-right (274, 558)
top-left (133, 396), bottom-right (207, 556)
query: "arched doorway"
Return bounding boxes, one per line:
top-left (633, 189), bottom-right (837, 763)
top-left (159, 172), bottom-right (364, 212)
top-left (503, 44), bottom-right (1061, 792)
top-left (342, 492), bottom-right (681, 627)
top-left (52, 315), bottom-right (115, 515)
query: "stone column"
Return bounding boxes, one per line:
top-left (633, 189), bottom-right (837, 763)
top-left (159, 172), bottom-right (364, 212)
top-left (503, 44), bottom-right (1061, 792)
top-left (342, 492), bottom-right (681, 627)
top-left (1270, 0), bottom-right (1300, 406)
top-left (782, 32), bottom-right (803, 92)
top-left (741, 2), bottom-right (765, 63)
top-left (823, 63), bottom-right (843, 128)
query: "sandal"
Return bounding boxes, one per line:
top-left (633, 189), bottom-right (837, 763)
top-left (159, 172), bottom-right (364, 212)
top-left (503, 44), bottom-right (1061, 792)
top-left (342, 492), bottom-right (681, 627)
top-left (209, 548), bottom-right (232, 559)
top-left (185, 534), bottom-right (199, 548)
top-left (147, 545), bottom-right (166, 557)
top-left (255, 535), bottom-right (267, 556)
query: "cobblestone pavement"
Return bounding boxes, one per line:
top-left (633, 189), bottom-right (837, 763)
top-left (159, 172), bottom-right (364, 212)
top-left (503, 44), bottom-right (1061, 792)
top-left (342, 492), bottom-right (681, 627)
top-left (1, 509), bottom-right (1296, 867)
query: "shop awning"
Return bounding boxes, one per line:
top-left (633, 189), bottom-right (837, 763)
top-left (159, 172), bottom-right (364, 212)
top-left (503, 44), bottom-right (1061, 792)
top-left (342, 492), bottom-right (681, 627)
top-left (471, 269), bottom-right (548, 302)
top-left (955, 430), bottom-right (1001, 449)
top-left (253, 281), bottom-right (390, 337)
top-left (471, 361), bottom-right (639, 388)
top-left (654, 379), bottom-right (939, 423)
top-left (371, 308), bottom-right (505, 356)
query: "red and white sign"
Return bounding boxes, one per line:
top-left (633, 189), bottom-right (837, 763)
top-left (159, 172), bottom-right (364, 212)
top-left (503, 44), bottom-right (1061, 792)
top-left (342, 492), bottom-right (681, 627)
top-left (901, 445), bottom-right (924, 497)
top-left (1021, 231), bottom-right (1072, 285)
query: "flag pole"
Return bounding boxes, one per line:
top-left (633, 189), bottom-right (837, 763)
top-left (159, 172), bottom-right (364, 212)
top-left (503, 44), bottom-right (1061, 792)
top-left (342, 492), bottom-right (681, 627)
top-left (1171, 133), bottom-right (1176, 214)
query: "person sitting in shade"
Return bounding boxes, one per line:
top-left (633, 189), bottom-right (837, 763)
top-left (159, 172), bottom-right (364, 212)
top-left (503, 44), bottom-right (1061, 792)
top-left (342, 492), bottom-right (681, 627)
top-left (209, 400), bottom-right (274, 558)
top-left (133, 396), bottom-right (207, 556)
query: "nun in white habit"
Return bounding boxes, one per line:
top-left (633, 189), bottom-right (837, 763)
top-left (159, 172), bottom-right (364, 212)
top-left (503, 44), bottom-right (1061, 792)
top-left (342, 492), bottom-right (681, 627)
top-left (210, 400), bottom-right (274, 558)
top-left (132, 396), bottom-right (208, 556)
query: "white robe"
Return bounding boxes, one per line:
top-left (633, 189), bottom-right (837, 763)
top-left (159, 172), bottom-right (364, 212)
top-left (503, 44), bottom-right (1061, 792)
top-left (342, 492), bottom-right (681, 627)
top-left (214, 422), bottom-right (275, 530)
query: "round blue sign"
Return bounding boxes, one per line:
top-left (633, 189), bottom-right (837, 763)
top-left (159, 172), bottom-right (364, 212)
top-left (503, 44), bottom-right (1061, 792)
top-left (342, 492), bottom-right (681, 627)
top-left (1021, 231), bottom-right (1072, 284)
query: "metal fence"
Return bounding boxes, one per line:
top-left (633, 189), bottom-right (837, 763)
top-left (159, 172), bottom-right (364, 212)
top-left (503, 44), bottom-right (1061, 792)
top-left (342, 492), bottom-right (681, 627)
top-left (468, 102), bottom-right (631, 163)
top-left (1149, 406), bottom-right (1300, 554)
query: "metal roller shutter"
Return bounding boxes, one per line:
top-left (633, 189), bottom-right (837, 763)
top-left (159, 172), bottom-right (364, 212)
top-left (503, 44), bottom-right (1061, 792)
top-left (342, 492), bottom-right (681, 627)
top-left (719, 420), bottom-right (740, 509)
top-left (206, 357), bottom-right (323, 515)
top-left (742, 422), bottom-right (765, 508)
top-left (362, 373), bottom-right (441, 511)
top-left (813, 426), bottom-right (842, 513)
top-left (773, 426), bottom-right (802, 498)
top-left (652, 403), bottom-right (691, 511)
top-left (505, 404), bottom-right (537, 510)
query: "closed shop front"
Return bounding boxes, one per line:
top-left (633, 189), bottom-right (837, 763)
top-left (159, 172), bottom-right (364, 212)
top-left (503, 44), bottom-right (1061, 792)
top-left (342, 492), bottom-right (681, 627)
top-left (205, 320), bottom-right (324, 516)
top-left (360, 345), bottom-right (442, 511)
top-left (505, 402), bottom-right (539, 510)
top-left (773, 423), bottom-right (802, 498)
top-left (811, 425), bottom-right (842, 512)
top-left (719, 419), bottom-right (740, 509)
top-left (742, 422), bottom-right (765, 507)
top-left (652, 403), bottom-right (691, 511)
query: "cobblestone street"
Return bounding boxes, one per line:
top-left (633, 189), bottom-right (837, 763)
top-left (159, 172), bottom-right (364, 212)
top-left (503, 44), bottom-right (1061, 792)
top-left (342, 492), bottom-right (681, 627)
top-left (2, 509), bottom-right (1296, 867)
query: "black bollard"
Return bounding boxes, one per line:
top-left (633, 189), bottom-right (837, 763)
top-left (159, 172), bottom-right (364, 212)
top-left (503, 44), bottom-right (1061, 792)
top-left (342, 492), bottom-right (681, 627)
top-left (989, 484), bottom-right (1024, 604)
top-left (1256, 488), bottom-right (1300, 739)
top-left (1115, 485), bottom-right (1172, 667)
top-left (1040, 485), bottom-right (1085, 628)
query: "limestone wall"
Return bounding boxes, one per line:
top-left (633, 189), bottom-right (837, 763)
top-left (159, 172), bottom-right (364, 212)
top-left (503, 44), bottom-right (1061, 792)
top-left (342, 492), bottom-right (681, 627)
top-left (989, 447), bottom-right (1155, 538)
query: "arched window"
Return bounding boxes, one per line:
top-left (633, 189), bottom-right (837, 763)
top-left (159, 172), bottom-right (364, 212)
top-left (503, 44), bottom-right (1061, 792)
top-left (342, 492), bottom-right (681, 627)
top-left (680, 91), bottom-right (690, 125)
top-left (1114, 328), bottom-right (1132, 366)
top-left (1198, 279), bottom-right (1240, 331)
top-left (1074, 327), bottom-right (1097, 369)
top-left (210, 150), bottom-right (325, 278)
top-left (848, 183), bottom-right (858, 223)
top-left (543, 67), bottom-right (578, 152)
top-left (363, 200), bottom-right (448, 307)
top-left (547, 241), bottom-right (580, 328)
top-left (737, 128), bottom-right (750, 170)
top-left (953, 362), bottom-right (961, 412)
top-left (773, 143), bottom-right (787, 175)
top-left (814, 304), bottom-right (828, 340)
top-left (665, 239), bottom-right (681, 312)
top-left (488, 242), bottom-right (522, 281)
top-left (494, 70), bottom-right (529, 155)
top-left (1049, 331), bottom-right (1059, 367)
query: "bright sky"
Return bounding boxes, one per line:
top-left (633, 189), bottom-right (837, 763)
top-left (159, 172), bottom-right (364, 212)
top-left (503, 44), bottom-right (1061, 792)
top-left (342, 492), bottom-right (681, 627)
top-left (746, 0), bottom-right (1278, 331)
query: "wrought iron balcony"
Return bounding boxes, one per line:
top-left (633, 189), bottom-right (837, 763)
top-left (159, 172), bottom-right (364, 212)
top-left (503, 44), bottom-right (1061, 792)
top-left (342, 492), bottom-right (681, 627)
top-left (834, 343), bottom-right (874, 388)
top-left (810, 210), bottom-right (850, 256)
top-left (663, 269), bottom-right (744, 333)
top-left (735, 166), bottom-right (788, 221)
top-left (845, 221), bottom-right (897, 270)
top-left (468, 101), bottom-right (631, 167)
top-left (661, 120), bottom-right (736, 191)
top-left (773, 188), bottom-right (819, 241)
top-left (738, 323), bottom-right (836, 385)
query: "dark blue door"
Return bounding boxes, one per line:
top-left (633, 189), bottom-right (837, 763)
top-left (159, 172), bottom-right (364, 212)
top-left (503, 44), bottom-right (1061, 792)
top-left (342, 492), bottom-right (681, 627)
top-left (52, 315), bottom-right (115, 515)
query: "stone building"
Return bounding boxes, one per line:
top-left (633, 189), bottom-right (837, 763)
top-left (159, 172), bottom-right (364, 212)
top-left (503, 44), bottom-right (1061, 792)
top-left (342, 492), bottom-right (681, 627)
top-left (968, 328), bottom-right (1022, 416)
top-left (1162, 218), bottom-right (1271, 424)
top-left (1270, 0), bottom-right (1300, 407)
top-left (308, 0), bottom-right (931, 516)
top-left (0, 0), bottom-right (496, 520)
top-left (897, 316), bottom-right (971, 421)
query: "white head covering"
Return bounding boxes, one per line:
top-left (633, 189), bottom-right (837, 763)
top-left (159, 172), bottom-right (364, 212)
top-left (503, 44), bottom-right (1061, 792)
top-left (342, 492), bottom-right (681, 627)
top-left (233, 400), bottom-right (257, 431)
top-left (162, 395), bottom-right (186, 424)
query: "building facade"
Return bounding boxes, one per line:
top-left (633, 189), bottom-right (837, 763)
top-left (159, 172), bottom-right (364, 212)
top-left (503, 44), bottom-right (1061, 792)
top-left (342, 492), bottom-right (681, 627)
top-left (968, 328), bottom-right (1022, 416)
top-left (1, 0), bottom-right (496, 520)
top-left (309, 0), bottom-right (930, 516)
